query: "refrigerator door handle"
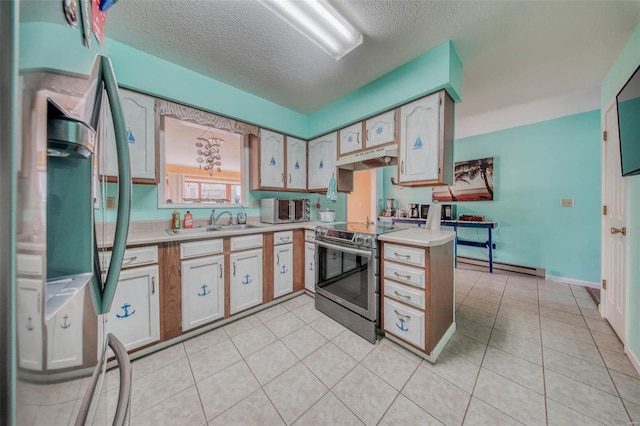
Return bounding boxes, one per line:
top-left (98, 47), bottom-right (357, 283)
top-left (73, 334), bottom-right (132, 426)
top-left (99, 55), bottom-right (132, 314)
top-left (109, 333), bottom-right (133, 426)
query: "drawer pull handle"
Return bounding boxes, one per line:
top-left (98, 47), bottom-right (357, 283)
top-left (219, 264), bottom-right (223, 279)
top-left (277, 253), bottom-right (280, 265)
top-left (279, 236), bottom-right (290, 242)
top-left (152, 276), bottom-right (156, 294)
top-left (394, 291), bottom-right (411, 300)
top-left (394, 252), bottom-right (411, 260)
top-left (394, 272), bottom-right (411, 280)
top-left (123, 256), bottom-right (138, 265)
top-left (288, 173), bottom-right (292, 183)
top-left (281, 172), bottom-right (284, 183)
top-left (394, 310), bottom-right (411, 320)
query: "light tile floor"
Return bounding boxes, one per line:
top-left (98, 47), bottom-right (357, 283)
top-left (103, 268), bottom-right (640, 424)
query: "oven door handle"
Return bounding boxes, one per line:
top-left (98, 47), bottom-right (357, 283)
top-left (314, 240), bottom-right (373, 258)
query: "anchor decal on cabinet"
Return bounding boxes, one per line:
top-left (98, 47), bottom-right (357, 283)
top-left (280, 265), bottom-right (288, 274)
top-left (60, 314), bottom-right (71, 329)
top-left (116, 303), bottom-right (136, 319)
top-left (197, 284), bottom-right (211, 296)
top-left (26, 316), bottom-right (34, 331)
top-left (242, 274), bottom-right (252, 285)
top-left (396, 317), bottom-right (409, 332)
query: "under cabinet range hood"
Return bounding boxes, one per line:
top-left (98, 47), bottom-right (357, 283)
top-left (335, 145), bottom-right (398, 170)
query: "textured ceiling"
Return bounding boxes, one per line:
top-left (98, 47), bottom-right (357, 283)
top-left (21, 1), bottom-right (640, 119)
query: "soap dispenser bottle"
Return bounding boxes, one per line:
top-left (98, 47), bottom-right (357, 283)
top-left (237, 206), bottom-right (247, 224)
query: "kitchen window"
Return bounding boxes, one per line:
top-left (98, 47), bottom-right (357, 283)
top-left (156, 99), bottom-right (258, 208)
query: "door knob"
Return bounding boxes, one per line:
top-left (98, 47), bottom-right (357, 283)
top-left (611, 227), bottom-right (627, 236)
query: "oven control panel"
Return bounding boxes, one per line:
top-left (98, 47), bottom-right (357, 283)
top-left (315, 228), bottom-right (376, 248)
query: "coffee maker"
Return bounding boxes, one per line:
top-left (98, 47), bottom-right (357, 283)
top-left (409, 203), bottom-right (420, 218)
top-left (385, 198), bottom-right (395, 217)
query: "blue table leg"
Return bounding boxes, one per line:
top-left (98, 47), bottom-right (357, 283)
top-left (454, 224), bottom-right (458, 268)
top-left (488, 227), bottom-right (493, 273)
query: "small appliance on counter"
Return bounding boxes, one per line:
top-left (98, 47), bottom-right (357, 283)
top-left (409, 203), bottom-right (420, 218)
top-left (318, 208), bottom-right (336, 222)
top-left (261, 198), bottom-right (310, 223)
top-left (441, 204), bottom-right (457, 220)
top-left (420, 204), bottom-right (430, 219)
top-left (384, 198), bottom-right (395, 217)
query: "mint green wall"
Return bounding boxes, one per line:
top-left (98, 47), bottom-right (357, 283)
top-left (308, 41), bottom-right (462, 137)
top-left (601, 20), bottom-right (640, 368)
top-left (382, 110), bottom-right (602, 283)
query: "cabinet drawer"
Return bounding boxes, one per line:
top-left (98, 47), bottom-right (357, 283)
top-left (384, 280), bottom-right (425, 309)
top-left (384, 298), bottom-right (425, 349)
top-left (100, 245), bottom-right (158, 271)
top-left (383, 261), bottom-right (425, 289)
top-left (383, 243), bottom-right (425, 267)
top-left (274, 231), bottom-right (294, 246)
top-left (180, 239), bottom-right (223, 259)
top-left (304, 230), bottom-right (315, 242)
top-left (231, 234), bottom-right (263, 251)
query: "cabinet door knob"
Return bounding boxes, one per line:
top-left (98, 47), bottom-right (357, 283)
top-left (611, 227), bottom-right (626, 236)
top-left (400, 161), bottom-right (405, 174)
top-left (277, 253), bottom-right (280, 265)
top-left (233, 262), bottom-right (236, 276)
top-left (289, 173), bottom-right (292, 183)
top-left (152, 276), bottom-right (156, 294)
top-left (219, 264), bottom-right (223, 279)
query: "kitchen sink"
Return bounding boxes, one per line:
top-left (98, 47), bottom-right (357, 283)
top-left (166, 226), bottom-right (221, 235)
top-left (215, 224), bottom-right (260, 231)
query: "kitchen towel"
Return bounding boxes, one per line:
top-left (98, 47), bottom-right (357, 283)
top-left (326, 173), bottom-right (337, 202)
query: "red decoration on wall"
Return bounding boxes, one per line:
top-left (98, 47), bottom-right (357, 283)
top-left (92, 0), bottom-right (107, 46)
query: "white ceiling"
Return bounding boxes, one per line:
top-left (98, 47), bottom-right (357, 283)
top-left (21, 1), bottom-right (640, 123)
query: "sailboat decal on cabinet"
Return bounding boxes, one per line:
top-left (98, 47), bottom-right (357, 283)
top-left (413, 136), bottom-right (423, 150)
top-left (126, 128), bottom-right (135, 144)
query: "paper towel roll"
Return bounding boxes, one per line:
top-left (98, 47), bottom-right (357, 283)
top-left (426, 203), bottom-right (441, 230)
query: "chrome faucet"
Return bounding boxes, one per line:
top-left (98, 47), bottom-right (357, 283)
top-left (211, 209), bottom-right (234, 226)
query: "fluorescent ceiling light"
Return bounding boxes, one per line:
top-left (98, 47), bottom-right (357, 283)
top-left (257, 0), bottom-right (363, 60)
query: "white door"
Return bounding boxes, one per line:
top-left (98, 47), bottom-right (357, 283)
top-left (399, 93), bottom-right (440, 183)
top-left (260, 129), bottom-right (285, 188)
top-left (286, 136), bottom-right (307, 190)
top-left (101, 89), bottom-right (156, 180)
top-left (366, 110), bottom-right (396, 148)
top-left (274, 244), bottom-right (294, 298)
top-left (305, 242), bottom-right (315, 292)
top-left (17, 279), bottom-right (43, 370)
top-left (106, 265), bottom-right (160, 352)
top-left (339, 122), bottom-right (363, 156)
top-left (181, 255), bottom-right (225, 331)
top-left (230, 249), bottom-right (263, 314)
top-left (47, 286), bottom-right (85, 369)
top-left (308, 132), bottom-right (337, 190)
top-left (602, 103), bottom-right (627, 339)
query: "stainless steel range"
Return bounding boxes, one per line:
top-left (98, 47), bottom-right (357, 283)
top-left (314, 222), bottom-right (402, 343)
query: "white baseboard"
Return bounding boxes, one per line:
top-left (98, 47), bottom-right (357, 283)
top-left (545, 275), bottom-right (600, 289)
top-left (625, 346), bottom-right (640, 376)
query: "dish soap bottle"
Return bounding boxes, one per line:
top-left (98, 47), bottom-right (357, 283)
top-left (184, 211), bottom-right (193, 229)
top-left (172, 210), bottom-right (181, 229)
top-left (237, 206), bottom-right (247, 225)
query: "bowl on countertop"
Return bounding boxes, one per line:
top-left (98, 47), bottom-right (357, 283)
top-left (318, 209), bottom-right (336, 222)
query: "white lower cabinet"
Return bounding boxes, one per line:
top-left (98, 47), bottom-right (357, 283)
top-left (230, 249), bottom-right (263, 314)
top-left (273, 243), bottom-right (293, 298)
top-left (17, 278), bottom-right (43, 370)
top-left (304, 242), bottom-right (316, 292)
top-left (106, 265), bottom-right (160, 352)
top-left (46, 286), bottom-right (85, 370)
top-left (181, 255), bottom-right (224, 332)
top-left (384, 298), bottom-right (425, 350)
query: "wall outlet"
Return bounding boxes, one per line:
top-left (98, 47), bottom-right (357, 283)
top-left (560, 198), bottom-right (574, 208)
top-left (106, 197), bottom-right (117, 209)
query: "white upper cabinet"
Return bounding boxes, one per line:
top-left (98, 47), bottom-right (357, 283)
top-left (398, 90), bottom-right (454, 186)
top-left (307, 132), bottom-right (337, 191)
top-left (286, 136), bottom-right (307, 190)
top-left (365, 110), bottom-right (396, 148)
top-left (259, 129), bottom-right (285, 189)
top-left (100, 89), bottom-right (157, 182)
top-left (338, 122), bottom-right (363, 156)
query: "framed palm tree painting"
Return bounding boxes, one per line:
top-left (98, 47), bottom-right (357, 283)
top-left (433, 157), bottom-right (494, 202)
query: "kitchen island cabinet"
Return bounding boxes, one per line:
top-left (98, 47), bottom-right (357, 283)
top-left (378, 229), bottom-right (456, 362)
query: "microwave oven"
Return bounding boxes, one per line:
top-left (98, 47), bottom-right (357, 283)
top-left (261, 198), bottom-right (310, 224)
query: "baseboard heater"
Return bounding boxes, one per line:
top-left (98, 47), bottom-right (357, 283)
top-left (456, 256), bottom-right (545, 277)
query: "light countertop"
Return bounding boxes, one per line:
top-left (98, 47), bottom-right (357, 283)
top-left (377, 228), bottom-right (456, 247)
